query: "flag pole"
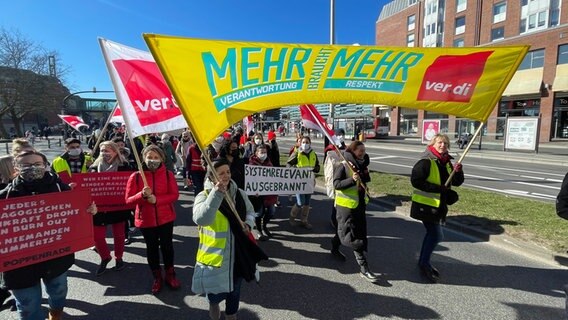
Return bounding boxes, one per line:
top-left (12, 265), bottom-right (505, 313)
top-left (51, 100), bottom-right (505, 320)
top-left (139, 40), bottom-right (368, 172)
top-left (444, 122), bottom-right (485, 187)
top-left (98, 38), bottom-right (148, 187)
top-left (303, 105), bottom-right (371, 198)
top-left (90, 105), bottom-right (116, 156)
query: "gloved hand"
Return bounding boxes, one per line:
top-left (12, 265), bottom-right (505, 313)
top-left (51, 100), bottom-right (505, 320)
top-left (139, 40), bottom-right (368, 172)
top-left (454, 163), bottom-right (462, 172)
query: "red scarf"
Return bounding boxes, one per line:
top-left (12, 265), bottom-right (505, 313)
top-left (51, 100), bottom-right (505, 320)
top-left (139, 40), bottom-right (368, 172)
top-left (427, 145), bottom-right (451, 164)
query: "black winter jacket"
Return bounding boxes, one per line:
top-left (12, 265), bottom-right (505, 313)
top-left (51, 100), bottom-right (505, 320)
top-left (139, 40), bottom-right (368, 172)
top-left (0, 172), bottom-right (75, 290)
top-left (410, 149), bottom-right (464, 223)
top-left (91, 162), bottom-right (134, 226)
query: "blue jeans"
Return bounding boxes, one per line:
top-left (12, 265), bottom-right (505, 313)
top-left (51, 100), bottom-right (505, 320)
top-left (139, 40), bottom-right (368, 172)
top-left (418, 222), bottom-right (444, 268)
top-left (255, 203), bottom-right (276, 219)
top-left (295, 193), bottom-right (312, 206)
top-left (207, 277), bottom-right (243, 316)
top-left (11, 271), bottom-right (68, 320)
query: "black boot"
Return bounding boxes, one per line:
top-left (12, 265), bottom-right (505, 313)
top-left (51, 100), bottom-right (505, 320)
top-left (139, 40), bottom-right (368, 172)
top-left (355, 251), bottom-right (378, 281)
top-left (330, 237), bottom-right (346, 261)
top-left (255, 217), bottom-right (268, 241)
top-left (262, 217), bottom-right (273, 238)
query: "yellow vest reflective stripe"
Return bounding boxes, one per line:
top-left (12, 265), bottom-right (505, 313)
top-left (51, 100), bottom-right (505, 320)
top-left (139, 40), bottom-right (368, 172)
top-left (411, 159), bottom-right (451, 208)
top-left (297, 151), bottom-right (316, 168)
top-left (335, 164), bottom-right (369, 209)
top-left (52, 156), bottom-right (91, 176)
top-left (196, 210), bottom-right (229, 267)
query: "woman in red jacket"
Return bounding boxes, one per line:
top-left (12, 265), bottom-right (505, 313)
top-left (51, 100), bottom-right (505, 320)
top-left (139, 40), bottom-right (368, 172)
top-left (125, 145), bottom-right (180, 294)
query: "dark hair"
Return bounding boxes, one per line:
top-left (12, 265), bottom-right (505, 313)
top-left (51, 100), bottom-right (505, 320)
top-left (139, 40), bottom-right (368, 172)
top-left (65, 138), bottom-right (81, 146)
top-left (111, 137), bottom-right (125, 144)
top-left (346, 140), bottom-right (364, 153)
top-left (207, 158), bottom-right (231, 180)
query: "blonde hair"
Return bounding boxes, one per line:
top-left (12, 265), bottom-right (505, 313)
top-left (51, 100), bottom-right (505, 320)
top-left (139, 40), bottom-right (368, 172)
top-left (99, 141), bottom-right (127, 164)
top-left (11, 138), bottom-right (34, 156)
top-left (428, 133), bottom-right (451, 148)
top-left (0, 155), bottom-right (14, 184)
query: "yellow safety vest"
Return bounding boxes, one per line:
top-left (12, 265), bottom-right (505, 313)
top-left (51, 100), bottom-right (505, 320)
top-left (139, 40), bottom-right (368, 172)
top-left (297, 151), bottom-right (317, 168)
top-left (196, 210), bottom-right (229, 267)
top-left (335, 163), bottom-right (369, 209)
top-left (52, 155), bottom-right (92, 177)
top-left (411, 159), bottom-right (452, 208)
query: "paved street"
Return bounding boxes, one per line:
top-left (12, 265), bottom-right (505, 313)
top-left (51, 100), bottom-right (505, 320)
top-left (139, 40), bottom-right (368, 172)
top-left (0, 137), bottom-right (567, 319)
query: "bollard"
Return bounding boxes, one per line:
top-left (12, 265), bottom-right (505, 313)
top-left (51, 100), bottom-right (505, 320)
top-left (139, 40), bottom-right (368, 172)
top-left (48, 138), bottom-right (51, 149)
top-left (5, 143), bottom-right (8, 155)
top-left (58, 138), bottom-right (62, 147)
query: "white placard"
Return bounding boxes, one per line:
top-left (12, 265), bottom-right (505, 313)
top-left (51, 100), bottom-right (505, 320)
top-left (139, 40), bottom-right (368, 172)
top-left (505, 117), bottom-right (539, 151)
top-left (244, 165), bottom-right (314, 195)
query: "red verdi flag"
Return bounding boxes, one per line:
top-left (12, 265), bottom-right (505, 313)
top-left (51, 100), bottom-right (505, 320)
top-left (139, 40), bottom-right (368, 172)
top-left (98, 38), bottom-right (187, 137)
top-left (58, 115), bottom-right (89, 132)
top-left (299, 105), bottom-right (339, 145)
top-left (109, 103), bottom-right (124, 123)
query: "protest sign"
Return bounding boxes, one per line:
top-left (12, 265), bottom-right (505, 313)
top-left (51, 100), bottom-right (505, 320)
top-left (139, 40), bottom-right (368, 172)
top-left (71, 172), bottom-right (134, 212)
top-left (0, 189), bottom-right (93, 272)
top-left (244, 165), bottom-right (314, 196)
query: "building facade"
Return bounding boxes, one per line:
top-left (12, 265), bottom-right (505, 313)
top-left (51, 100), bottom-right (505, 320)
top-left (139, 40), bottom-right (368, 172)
top-left (376, 0), bottom-right (568, 141)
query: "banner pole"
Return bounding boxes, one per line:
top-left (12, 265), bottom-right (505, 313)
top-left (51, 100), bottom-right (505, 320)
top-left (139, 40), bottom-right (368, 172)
top-left (444, 122), bottom-right (485, 187)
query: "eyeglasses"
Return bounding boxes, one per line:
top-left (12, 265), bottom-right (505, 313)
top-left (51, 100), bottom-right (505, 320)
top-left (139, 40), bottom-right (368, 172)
top-left (16, 162), bottom-right (45, 169)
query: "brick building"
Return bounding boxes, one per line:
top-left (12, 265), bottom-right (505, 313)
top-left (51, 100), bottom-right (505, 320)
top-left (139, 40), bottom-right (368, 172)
top-left (376, 0), bottom-right (568, 141)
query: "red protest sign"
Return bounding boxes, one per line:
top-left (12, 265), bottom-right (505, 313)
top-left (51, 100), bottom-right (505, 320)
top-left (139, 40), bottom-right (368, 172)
top-left (71, 172), bottom-right (134, 212)
top-left (0, 189), bottom-right (94, 272)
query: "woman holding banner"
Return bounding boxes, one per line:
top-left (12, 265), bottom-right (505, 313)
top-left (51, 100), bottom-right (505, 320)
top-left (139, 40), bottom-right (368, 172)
top-left (0, 150), bottom-right (96, 320)
top-left (287, 136), bottom-right (320, 229)
top-left (192, 158), bottom-right (267, 320)
top-left (410, 133), bottom-right (463, 283)
top-left (125, 145), bottom-right (180, 294)
top-left (333, 141), bottom-right (378, 281)
top-left (88, 141), bottom-right (134, 276)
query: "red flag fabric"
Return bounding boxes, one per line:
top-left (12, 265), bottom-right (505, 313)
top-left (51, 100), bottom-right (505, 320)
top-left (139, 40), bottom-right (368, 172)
top-left (299, 105), bottom-right (340, 145)
top-left (243, 115), bottom-right (254, 135)
top-left (58, 115), bottom-right (89, 132)
top-left (109, 103), bottom-right (124, 123)
top-left (99, 38), bottom-right (187, 137)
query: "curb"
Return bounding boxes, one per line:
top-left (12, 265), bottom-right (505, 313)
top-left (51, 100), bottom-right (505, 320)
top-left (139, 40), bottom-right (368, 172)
top-left (370, 196), bottom-right (568, 269)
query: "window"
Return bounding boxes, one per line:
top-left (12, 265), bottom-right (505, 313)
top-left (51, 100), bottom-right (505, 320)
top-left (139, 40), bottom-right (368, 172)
top-left (456, 0), bottom-right (467, 12)
top-left (537, 11), bottom-right (546, 27)
top-left (455, 16), bottom-right (465, 35)
top-left (519, 49), bottom-right (545, 70)
top-left (550, 9), bottom-right (559, 27)
top-left (519, 18), bottom-right (527, 33)
top-left (558, 44), bottom-right (568, 65)
top-left (493, 2), bottom-right (507, 23)
top-left (521, 0), bottom-right (528, 6)
top-left (407, 33), bottom-right (415, 47)
top-left (453, 38), bottom-right (464, 47)
top-left (491, 27), bottom-right (505, 41)
top-left (528, 14), bottom-right (536, 29)
top-left (408, 0), bottom-right (417, 5)
top-left (407, 14), bottom-right (415, 31)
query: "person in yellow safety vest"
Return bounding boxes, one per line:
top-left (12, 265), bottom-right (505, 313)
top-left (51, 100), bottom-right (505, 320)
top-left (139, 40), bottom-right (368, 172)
top-left (192, 158), bottom-right (267, 320)
top-left (332, 140), bottom-right (379, 282)
top-left (287, 136), bottom-right (320, 229)
top-left (51, 138), bottom-right (93, 178)
top-left (410, 133), bottom-right (464, 283)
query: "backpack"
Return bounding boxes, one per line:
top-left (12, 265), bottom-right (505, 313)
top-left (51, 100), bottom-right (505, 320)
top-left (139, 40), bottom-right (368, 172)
top-left (324, 150), bottom-right (342, 199)
top-left (556, 172), bottom-right (568, 220)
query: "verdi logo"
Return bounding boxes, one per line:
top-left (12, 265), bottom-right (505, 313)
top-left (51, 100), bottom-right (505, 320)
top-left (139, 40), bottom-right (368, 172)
top-left (417, 51), bottom-right (493, 103)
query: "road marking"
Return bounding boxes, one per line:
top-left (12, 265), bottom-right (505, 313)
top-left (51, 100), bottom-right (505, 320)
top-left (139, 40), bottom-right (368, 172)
top-left (466, 163), bottom-right (564, 177)
top-left (514, 181), bottom-right (560, 190)
top-left (464, 183), bottom-right (556, 200)
top-left (369, 156), bottom-right (398, 160)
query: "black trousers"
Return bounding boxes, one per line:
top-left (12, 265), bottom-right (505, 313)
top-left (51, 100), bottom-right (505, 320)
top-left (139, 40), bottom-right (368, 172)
top-left (140, 222), bottom-right (175, 271)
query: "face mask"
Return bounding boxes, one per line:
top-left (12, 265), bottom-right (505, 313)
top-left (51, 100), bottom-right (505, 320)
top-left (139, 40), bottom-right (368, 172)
top-left (258, 154), bottom-right (267, 161)
top-left (254, 139), bottom-right (262, 145)
top-left (68, 148), bottom-right (82, 157)
top-left (146, 160), bottom-right (161, 170)
top-left (20, 165), bottom-right (46, 182)
top-left (301, 143), bottom-right (310, 151)
top-left (102, 153), bottom-right (113, 162)
top-left (231, 150), bottom-right (240, 158)
top-left (183, 138), bottom-right (189, 142)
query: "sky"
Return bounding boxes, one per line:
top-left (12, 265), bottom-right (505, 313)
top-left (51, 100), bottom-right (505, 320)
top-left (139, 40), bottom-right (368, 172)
top-left (1, 0), bottom-right (388, 100)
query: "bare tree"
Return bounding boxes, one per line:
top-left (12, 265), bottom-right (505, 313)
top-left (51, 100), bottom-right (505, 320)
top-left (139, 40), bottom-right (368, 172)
top-left (0, 27), bottom-right (70, 137)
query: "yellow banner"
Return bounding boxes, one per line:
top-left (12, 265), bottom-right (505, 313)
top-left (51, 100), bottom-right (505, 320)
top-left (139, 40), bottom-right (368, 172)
top-left (144, 34), bottom-right (528, 148)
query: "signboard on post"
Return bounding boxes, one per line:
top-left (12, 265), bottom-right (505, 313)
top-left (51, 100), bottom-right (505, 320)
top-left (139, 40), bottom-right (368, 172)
top-left (504, 117), bottom-right (540, 152)
top-left (422, 119), bottom-right (440, 144)
top-left (244, 165), bottom-right (314, 195)
top-left (0, 189), bottom-right (94, 272)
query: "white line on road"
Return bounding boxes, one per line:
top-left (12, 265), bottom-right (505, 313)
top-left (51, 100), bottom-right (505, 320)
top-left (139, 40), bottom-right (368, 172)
top-left (464, 183), bottom-right (556, 200)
